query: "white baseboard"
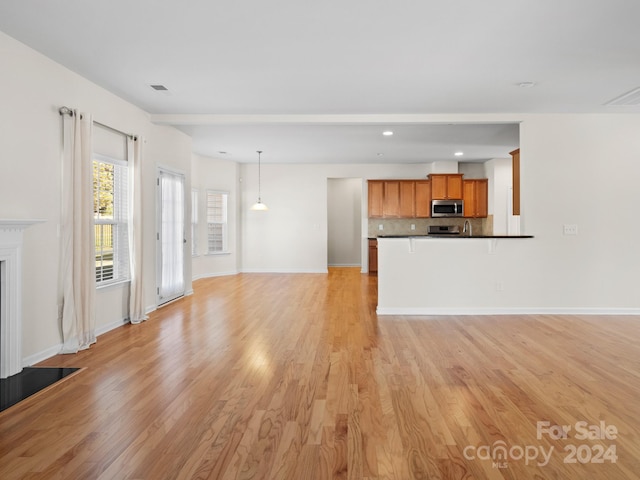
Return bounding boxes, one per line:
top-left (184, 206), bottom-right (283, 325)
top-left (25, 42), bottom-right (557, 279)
top-left (196, 269), bottom-right (331, 276)
top-left (22, 316), bottom-right (130, 367)
top-left (145, 304), bottom-right (157, 315)
top-left (95, 317), bottom-right (130, 336)
top-left (376, 307), bottom-right (640, 316)
top-left (22, 344), bottom-right (64, 368)
top-left (241, 268), bottom-right (329, 274)
top-left (192, 270), bottom-right (239, 281)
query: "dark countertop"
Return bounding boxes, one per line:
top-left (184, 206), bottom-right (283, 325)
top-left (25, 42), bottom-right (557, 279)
top-left (371, 234), bottom-right (534, 239)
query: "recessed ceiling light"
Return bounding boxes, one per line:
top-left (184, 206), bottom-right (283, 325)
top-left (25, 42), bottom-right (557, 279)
top-left (149, 84), bottom-right (169, 91)
top-left (218, 151), bottom-right (227, 155)
top-left (454, 151), bottom-right (464, 156)
top-left (377, 153), bottom-right (384, 156)
top-left (382, 131), bottom-right (394, 136)
top-left (517, 81), bottom-right (536, 88)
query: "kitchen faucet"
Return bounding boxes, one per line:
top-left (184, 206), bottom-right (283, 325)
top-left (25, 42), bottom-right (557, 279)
top-left (463, 220), bottom-right (472, 237)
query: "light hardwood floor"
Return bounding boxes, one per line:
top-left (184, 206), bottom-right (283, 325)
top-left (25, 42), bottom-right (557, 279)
top-left (1, 268), bottom-right (640, 479)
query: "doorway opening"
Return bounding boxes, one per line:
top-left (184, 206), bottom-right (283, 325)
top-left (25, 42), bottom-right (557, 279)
top-left (327, 178), bottom-right (362, 269)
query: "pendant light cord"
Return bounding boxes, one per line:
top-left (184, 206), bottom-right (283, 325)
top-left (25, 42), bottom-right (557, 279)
top-left (257, 150), bottom-right (262, 202)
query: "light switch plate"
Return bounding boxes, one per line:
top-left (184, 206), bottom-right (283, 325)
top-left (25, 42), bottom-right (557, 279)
top-left (563, 224), bottom-right (578, 235)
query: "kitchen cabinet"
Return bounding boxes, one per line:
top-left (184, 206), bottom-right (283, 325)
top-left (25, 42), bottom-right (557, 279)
top-left (399, 181), bottom-right (416, 217)
top-left (368, 238), bottom-right (377, 274)
top-left (368, 181), bottom-right (384, 218)
top-left (368, 180), bottom-right (415, 218)
top-left (463, 179), bottom-right (488, 218)
top-left (384, 181), bottom-right (415, 217)
top-left (415, 180), bottom-right (431, 217)
top-left (429, 174), bottom-right (463, 200)
top-left (382, 181), bottom-right (401, 217)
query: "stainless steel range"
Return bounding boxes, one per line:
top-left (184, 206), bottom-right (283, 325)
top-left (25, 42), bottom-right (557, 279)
top-left (427, 225), bottom-right (460, 235)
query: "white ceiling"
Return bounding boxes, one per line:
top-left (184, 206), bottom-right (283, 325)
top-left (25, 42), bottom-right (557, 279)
top-left (1, 0), bottom-right (638, 163)
top-left (179, 123), bottom-right (520, 164)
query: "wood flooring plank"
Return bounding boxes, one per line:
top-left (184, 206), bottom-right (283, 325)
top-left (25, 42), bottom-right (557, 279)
top-left (2, 269), bottom-right (640, 479)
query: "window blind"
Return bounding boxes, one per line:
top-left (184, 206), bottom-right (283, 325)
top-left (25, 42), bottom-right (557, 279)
top-left (94, 154), bottom-right (130, 285)
top-left (191, 189), bottom-right (198, 255)
top-left (206, 191), bottom-right (228, 253)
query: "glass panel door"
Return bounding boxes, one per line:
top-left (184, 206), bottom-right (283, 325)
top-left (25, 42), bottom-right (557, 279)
top-left (157, 168), bottom-right (185, 305)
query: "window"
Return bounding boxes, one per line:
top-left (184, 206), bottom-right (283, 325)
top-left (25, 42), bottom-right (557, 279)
top-left (207, 190), bottom-right (228, 254)
top-left (93, 154), bottom-right (129, 285)
top-left (191, 189), bottom-right (198, 256)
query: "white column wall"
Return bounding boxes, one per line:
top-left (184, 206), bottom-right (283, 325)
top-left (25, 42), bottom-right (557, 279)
top-left (484, 157), bottom-right (512, 235)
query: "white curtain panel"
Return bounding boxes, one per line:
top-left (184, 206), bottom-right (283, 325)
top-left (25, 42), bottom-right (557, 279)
top-left (60, 111), bottom-right (96, 353)
top-left (127, 136), bottom-right (147, 324)
top-left (159, 170), bottom-right (185, 302)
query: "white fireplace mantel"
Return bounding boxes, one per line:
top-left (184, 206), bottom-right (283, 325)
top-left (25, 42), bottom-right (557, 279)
top-left (0, 219), bottom-right (45, 379)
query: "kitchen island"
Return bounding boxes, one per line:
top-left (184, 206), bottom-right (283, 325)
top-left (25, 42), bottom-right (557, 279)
top-left (376, 235), bottom-right (535, 315)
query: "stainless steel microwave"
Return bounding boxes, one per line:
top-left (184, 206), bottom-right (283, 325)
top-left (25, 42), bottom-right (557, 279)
top-left (431, 199), bottom-right (464, 217)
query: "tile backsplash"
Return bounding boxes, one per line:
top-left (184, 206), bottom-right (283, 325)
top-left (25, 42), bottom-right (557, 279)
top-left (368, 216), bottom-right (492, 237)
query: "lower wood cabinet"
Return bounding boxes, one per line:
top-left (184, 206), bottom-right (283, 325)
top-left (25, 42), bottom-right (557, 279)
top-left (368, 238), bottom-right (378, 274)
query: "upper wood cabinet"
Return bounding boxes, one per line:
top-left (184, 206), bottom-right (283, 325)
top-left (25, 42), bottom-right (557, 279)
top-left (382, 181), bottom-right (401, 217)
top-left (368, 180), bottom-right (384, 218)
top-left (398, 181), bottom-right (416, 217)
top-left (429, 174), bottom-right (463, 200)
top-left (415, 180), bottom-right (432, 218)
top-left (463, 179), bottom-right (488, 218)
top-left (381, 180), bottom-right (416, 218)
top-left (368, 180), bottom-right (423, 218)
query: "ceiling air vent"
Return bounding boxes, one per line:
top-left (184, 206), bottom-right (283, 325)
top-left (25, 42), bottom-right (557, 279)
top-left (149, 84), bottom-right (169, 91)
top-left (605, 87), bottom-right (640, 106)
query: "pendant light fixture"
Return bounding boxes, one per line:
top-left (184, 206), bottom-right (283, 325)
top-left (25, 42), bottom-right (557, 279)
top-left (250, 150), bottom-right (268, 211)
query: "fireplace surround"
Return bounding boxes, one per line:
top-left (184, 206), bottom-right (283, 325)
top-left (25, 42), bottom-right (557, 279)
top-left (0, 219), bottom-right (43, 379)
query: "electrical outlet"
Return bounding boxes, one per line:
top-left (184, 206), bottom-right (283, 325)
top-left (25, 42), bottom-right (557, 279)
top-left (496, 281), bottom-right (504, 292)
top-left (563, 224), bottom-right (578, 235)
top-left (411, 224), bottom-right (415, 231)
top-left (378, 224), bottom-right (384, 231)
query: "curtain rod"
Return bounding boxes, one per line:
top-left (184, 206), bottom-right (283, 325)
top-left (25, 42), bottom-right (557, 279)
top-left (58, 106), bottom-right (137, 140)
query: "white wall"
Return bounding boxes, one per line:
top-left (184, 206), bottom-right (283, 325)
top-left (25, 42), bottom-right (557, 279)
top-left (0, 31), bottom-right (192, 364)
top-left (191, 153), bottom-right (240, 279)
top-left (327, 178), bottom-right (362, 266)
top-left (430, 161), bottom-right (459, 173)
top-left (458, 162), bottom-right (485, 178)
top-left (240, 163), bottom-right (430, 272)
